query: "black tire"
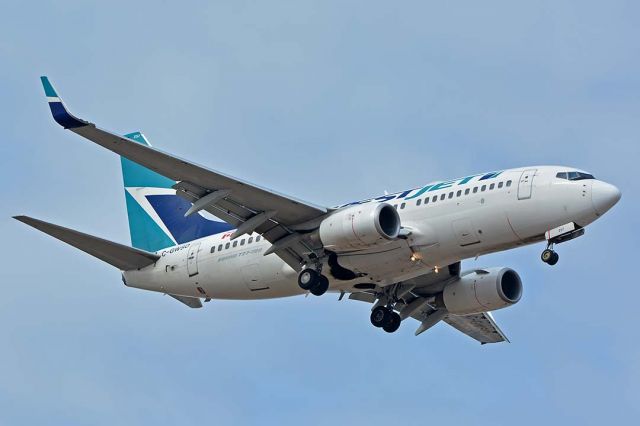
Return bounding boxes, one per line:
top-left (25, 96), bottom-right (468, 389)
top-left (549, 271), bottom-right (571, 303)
top-left (298, 269), bottom-right (319, 290)
top-left (383, 312), bottom-right (401, 333)
top-left (309, 275), bottom-right (329, 296)
top-left (541, 249), bottom-right (554, 263)
top-left (548, 251), bottom-right (559, 266)
top-left (370, 306), bottom-right (389, 328)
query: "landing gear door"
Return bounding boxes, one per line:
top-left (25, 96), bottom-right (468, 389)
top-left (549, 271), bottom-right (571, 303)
top-left (517, 169), bottom-right (537, 200)
top-left (187, 242), bottom-right (201, 277)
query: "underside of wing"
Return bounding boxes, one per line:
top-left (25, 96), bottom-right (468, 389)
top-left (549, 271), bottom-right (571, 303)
top-left (40, 76), bottom-right (329, 271)
top-left (349, 262), bottom-right (510, 343)
top-left (444, 312), bottom-right (509, 344)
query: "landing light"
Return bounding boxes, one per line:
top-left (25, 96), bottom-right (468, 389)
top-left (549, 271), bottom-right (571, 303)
top-left (434, 266), bottom-right (439, 274)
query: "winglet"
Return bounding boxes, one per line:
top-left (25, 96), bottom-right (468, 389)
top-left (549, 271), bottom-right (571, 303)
top-left (40, 76), bottom-right (90, 129)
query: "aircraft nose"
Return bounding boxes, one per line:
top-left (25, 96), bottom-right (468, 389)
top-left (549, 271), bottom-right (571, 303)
top-left (591, 180), bottom-right (621, 216)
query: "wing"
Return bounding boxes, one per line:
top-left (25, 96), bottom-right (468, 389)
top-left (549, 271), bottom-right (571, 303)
top-left (349, 263), bottom-right (510, 344)
top-left (443, 312), bottom-right (509, 344)
top-left (40, 76), bottom-right (328, 271)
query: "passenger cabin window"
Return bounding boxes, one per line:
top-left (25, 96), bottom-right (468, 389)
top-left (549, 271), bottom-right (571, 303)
top-left (416, 199), bottom-right (422, 206)
top-left (506, 180), bottom-right (512, 187)
top-left (490, 183), bottom-right (495, 190)
top-left (440, 194), bottom-right (446, 201)
top-left (481, 185), bottom-right (486, 192)
top-left (225, 242), bottom-right (230, 249)
top-left (498, 182), bottom-right (503, 189)
top-left (432, 195), bottom-right (437, 203)
top-left (456, 190), bottom-right (462, 197)
top-left (210, 246), bottom-right (215, 253)
top-left (232, 241), bottom-right (238, 248)
top-left (248, 237), bottom-right (253, 244)
top-left (473, 187), bottom-right (478, 193)
top-left (400, 202), bottom-right (406, 209)
top-left (465, 188), bottom-right (470, 195)
top-left (256, 236), bottom-right (261, 242)
top-left (448, 192), bottom-right (453, 199)
top-left (240, 239), bottom-right (245, 246)
top-left (218, 244), bottom-right (223, 251)
top-left (424, 197), bottom-right (429, 204)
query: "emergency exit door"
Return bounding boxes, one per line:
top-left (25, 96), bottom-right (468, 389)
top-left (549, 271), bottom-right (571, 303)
top-left (187, 242), bottom-right (201, 277)
top-left (517, 169), bottom-right (537, 200)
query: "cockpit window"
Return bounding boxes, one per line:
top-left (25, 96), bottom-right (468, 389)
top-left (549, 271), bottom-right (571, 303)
top-left (556, 171), bottom-right (595, 181)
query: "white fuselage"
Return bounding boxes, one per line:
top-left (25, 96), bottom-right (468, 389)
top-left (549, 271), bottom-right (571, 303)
top-left (123, 166), bottom-right (617, 300)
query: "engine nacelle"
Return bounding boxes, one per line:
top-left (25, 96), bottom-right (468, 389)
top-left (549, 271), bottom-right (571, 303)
top-left (438, 267), bottom-right (523, 315)
top-left (319, 203), bottom-right (401, 251)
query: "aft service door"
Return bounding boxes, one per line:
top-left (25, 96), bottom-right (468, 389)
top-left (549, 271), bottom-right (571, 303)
top-left (187, 242), bottom-right (201, 277)
top-left (517, 169), bottom-right (537, 200)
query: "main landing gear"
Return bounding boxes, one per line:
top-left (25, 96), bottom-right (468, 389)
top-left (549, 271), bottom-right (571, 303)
top-left (370, 306), bottom-right (401, 333)
top-left (541, 246), bottom-right (559, 266)
top-left (298, 268), bottom-right (329, 296)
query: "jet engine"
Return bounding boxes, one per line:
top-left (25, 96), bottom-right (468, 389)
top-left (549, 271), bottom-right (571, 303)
top-left (437, 267), bottom-right (523, 315)
top-left (319, 203), bottom-right (401, 251)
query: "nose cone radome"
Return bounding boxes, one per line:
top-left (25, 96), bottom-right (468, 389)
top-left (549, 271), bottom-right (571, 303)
top-left (592, 181), bottom-right (621, 216)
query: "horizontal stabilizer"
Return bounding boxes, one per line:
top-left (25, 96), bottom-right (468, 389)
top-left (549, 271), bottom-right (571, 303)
top-left (14, 216), bottom-right (159, 271)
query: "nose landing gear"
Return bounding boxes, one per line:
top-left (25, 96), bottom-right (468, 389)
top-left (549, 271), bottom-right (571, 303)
top-left (298, 268), bottom-right (330, 296)
top-left (541, 222), bottom-right (586, 266)
top-left (541, 247), bottom-right (559, 265)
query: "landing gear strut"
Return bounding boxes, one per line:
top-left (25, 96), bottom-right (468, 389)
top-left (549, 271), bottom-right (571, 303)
top-left (370, 306), bottom-right (401, 333)
top-left (298, 268), bottom-right (329, 296)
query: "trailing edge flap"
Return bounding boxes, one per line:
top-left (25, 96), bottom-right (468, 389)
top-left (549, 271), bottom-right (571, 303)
top-left (14, 216), bottom-right (159, 271)
top-left (169, 294), bottom-right (203, 309)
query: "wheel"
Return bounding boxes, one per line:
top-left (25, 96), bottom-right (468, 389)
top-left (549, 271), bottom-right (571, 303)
top-left (541, 249), bottom-right (554, 264)
top-left (309, 275), bottom-right (329, 296)
top-left (382, 312), bottom-right (401, 333)
top-left (298, 268), bottom-right (319, 290)
top-left (370, 306), bottom-right (390, 328)
top-left (547, 251), bottom-right (559, 266)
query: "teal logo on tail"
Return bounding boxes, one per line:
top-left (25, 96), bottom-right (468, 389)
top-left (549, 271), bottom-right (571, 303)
top-left (121, 132), bottom-right (233, 252)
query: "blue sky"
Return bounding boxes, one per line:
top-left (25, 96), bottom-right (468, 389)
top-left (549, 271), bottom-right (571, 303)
top-left (1, 1), bottom-right (639, 424)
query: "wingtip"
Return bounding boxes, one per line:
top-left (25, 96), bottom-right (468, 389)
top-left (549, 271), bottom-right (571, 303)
top-left (40, 76), bottom-right (58, 98)
top-left (40, 77), bottom-right (89, 129)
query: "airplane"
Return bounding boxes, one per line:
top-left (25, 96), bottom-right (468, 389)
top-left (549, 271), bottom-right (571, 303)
top-left (14, 76), bottom-right (622, 344)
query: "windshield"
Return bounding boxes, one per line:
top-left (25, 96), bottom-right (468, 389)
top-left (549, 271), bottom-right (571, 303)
top-left (556, 171), bottom-right (595, 181)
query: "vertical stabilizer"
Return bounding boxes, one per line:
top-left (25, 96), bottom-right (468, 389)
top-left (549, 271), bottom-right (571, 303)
top-left (120, 132), bottom-right (233, 252)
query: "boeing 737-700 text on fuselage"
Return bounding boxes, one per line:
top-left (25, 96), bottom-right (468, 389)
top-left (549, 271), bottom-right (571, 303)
top-left (14, 77), bottom-right (621, 343)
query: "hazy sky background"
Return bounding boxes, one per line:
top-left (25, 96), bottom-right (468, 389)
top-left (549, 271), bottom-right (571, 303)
top-left (1, 1), bottom-right (638, 424)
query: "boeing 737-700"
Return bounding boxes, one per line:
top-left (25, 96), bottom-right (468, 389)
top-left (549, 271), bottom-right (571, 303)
top-left (14, 77), bottom-right (622, 343)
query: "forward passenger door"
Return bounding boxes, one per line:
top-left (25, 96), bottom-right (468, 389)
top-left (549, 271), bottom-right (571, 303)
top-left (517, 169), bottom-right (537, 200)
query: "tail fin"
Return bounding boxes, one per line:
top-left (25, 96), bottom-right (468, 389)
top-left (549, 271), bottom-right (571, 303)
top-left (121, 132), bottom-right (233, 252)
